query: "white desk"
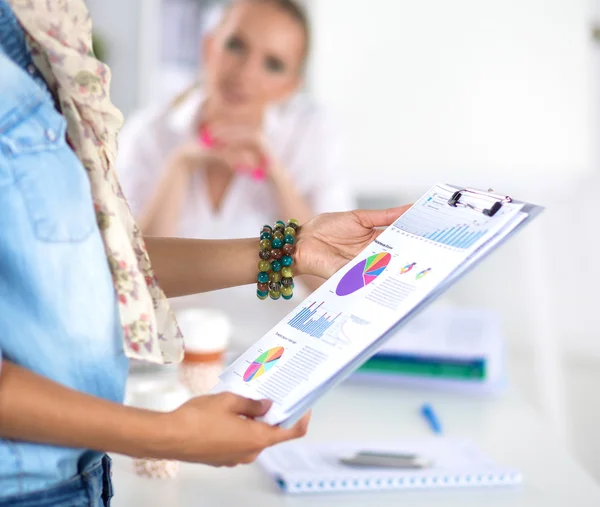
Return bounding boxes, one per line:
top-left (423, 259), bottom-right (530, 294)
top-left (111, 382), bottom-right (600, 506)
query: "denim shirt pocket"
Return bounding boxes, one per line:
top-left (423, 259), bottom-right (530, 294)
top-left (0, 97), bottom-right (96, 243)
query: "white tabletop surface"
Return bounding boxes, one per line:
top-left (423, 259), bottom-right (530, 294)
top-left (111, 381), bottom-right (600, 506)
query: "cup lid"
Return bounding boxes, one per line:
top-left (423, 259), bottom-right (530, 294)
top-left (127, 378), bottom-right (191, 412)
top-left (176, 308), bottom-right (232, 353)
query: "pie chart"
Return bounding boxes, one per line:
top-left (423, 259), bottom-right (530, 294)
top-left (336, 252), bottom-right (391, 296)
top-left (243, 346), bottom-right (284, 382)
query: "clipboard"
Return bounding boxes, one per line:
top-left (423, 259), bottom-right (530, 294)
top-left (275, 185), bottom-right (543, 427)
top-left (212, 183), bottom-right (543, 427)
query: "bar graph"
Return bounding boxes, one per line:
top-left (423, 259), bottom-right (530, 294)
top-left (288, 301), bottom-right (341, 338)
top-left (391, 185), bottom-right (502, 250)
top-left (423, 225), bottom-right (488, 249)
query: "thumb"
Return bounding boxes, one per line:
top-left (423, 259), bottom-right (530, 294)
top-left (353, 204), bottom-right (412, 229)
top-left (226, 395), bottom-right (273, 418)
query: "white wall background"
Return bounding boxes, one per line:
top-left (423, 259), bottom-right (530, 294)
top-left (87, 0), bottom-right (161, 118)
top-left (308, 0), bottom-right (595, 192)
top-left (308, 0), bottom-right (599, 359)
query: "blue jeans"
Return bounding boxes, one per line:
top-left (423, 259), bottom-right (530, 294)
top-left (0, 455), bottom-right (114, 507)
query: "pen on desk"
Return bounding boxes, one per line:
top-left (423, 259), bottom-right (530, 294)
top-left (420, 403), bottom-right (443, 434)
top-left (339, 451), bottom-right (433, 469)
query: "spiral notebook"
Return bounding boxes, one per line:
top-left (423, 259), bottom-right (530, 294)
top-left (259, 438), bottom-right (522, 494)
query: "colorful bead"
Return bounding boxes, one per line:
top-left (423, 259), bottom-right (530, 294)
top-left (257, 220), bottom-right (296, 302)
top-left (282, 243), bottom-right (295, 255)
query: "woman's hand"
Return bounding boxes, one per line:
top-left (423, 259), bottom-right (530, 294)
top-left (208, 124), bottom-right (283, 180)
top-left (208, 123), bottom-right (315, 223)
top-left (144, 206), bottom-right (413, 296)
top-left (155, 393), bottom-right (309, 466)
top-left (0, 360), bottom-right (307, 469)
top-left (295, 206), bottom-right (413, 280)
top-left (170, 139), bottom-right (233, 174)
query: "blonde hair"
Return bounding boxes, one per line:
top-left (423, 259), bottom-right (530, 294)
top-left (168, 0), bottom-right (309, 111)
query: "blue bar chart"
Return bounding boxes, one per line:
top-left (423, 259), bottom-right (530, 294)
top-left (423, 226), bottom-right (487, 249)
top-left (391, 187), bottom-right (495, 250)
top-left (288, 301), bottom-right (341, 338)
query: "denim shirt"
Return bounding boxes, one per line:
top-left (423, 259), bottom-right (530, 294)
top-left (0, 1), bottom-right (128, 497)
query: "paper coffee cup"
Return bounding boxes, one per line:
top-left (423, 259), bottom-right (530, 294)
top-left (176, 308), bottom-right (232, 395)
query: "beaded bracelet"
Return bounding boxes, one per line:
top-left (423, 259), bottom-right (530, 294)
top-left (257, 219), bottom-right (298, 300)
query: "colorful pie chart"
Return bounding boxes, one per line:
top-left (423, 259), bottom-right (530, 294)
top-left (336, 252), bottom-right (391, 296)
top-left (400, 262), bottom-right (417, 274)
top-left (416, 268), bottom-right (432, 280)
top-left (243, 346), bottom-right (284, 382)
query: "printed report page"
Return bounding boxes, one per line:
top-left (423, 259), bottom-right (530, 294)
top-left (213, 184), bottom-right (525, 423)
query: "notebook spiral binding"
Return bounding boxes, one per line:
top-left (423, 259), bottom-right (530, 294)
top-left (279, 471), bottom-right (523, 493)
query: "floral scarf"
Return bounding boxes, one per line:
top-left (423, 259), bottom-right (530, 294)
top-left (8, 0), bottom-right (183, 364)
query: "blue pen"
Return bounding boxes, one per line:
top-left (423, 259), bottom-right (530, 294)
top-left (420, 403), bottom-right (443, 434)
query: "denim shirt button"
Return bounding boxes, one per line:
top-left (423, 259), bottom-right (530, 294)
top-left (27, 63), bottom-right (36, 75)
top-left (45, 128), bottom-right (58, 142)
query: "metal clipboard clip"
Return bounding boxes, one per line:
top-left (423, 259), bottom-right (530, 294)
top-left (447, 188), bottom-right (512, 217)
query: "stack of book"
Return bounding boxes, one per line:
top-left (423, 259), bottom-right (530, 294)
top-left (353, 306), bottom-right (506, 394)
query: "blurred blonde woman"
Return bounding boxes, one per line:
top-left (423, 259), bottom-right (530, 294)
top-left (118, 0), bottom-right (355, 348)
